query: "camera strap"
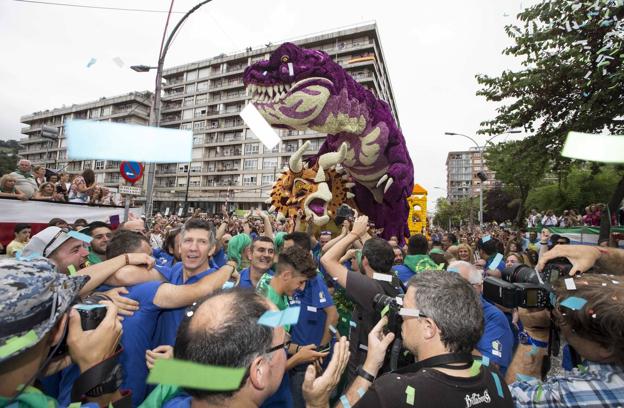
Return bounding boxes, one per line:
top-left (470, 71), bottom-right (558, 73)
top-left (392, 353), bottom-right (474, 374)
top-left (71, 346), bottom-right (131, 408)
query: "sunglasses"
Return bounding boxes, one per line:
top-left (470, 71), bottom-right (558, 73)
top-left (43, 227), bottom-right (74, 257)
top-left (264, 331), bottom-right (291, 354)
top-left (398, 308), bottom-right (428, 319)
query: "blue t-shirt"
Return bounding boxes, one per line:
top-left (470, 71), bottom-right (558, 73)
top-left (477, 296), bottom-right (514, 375)
top-left (162, 392), bottom-right (192, 408)
top-left (40, 364), bottom-right (80, 407)
top-left (238, 268), bottom-right (273, 289)
top-left (152, 263), bottom-right (217, 347)
top-left (153, 248), bottom-right (177, 268)
top-left (209, 247), bottom-right (228, 269)
top-left (393, 264), bottom-right (414, 286)
top-left (289, 274), bottom-right (334, 348)
top-left (261, 361), bottom-right (293, 408)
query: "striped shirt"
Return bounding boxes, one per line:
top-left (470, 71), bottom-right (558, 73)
top-left (509, 362), bottom-right (624, 407)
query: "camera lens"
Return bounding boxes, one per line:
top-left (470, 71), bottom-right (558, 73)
top-left (501, 264), bottom-right (540, 284)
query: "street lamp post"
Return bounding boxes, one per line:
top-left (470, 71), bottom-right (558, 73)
top-left (133, 0), bottom-right (213, 220)
top-left (444, 131), bottom-right (521, 228)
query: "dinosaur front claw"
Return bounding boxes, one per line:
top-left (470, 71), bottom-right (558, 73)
top-left (383, 177), bottom-right (394, 194)
top-left (376, 174), bottom-right (388, 188)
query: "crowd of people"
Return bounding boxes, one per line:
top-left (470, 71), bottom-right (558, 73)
top-left (524, 205), bottom-right (624, 228)
top-left (0, 159), bottom-right (119, 205)
top-left (0, 205), bottom-right (623, 408)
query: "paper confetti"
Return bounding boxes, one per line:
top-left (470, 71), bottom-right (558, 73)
top-left (339, 395), bottom-right (351, 408)
top-left (489, 253), bottom-right (504, 271)
top-left (528, 344), bottom-right (539, 356)
top-left (86, 58), bottom-right (97, 68)
top-left (356, 387), bottom-right (366, 398)
top-left (482, 235), bottom-right (491, 243)
top-left (562, 132), bottom-right (624, 163)
top-left (112, 57), bottom-right (124, 68)
top-left (481, 355), bottom-right (490, 366)
top-left (381, 304), bottom-right (390, 317)
top-left (329, 325), bottom-right (337, 334)
top-left (516, 373), bottom-right (538, 382)
top-left (239, 104), bottom-right (280, 150)
top-left (492, 372), bottom-right (504, 398)
top-left (564, 278), bottom-right (577, 290)
top-left (534, 384), bottom-right (543, 402)
top-left (405, 385), bottom-right (415, 405)
top-left (257, 306), bottom-right (300, 328)
top-left (469, 360), bottom-right (482, 376)
top-left (68, 230), bottom-right (93, 244)
top-left (67, 264), bottom-right (77, 276)
top-left (147, 358), bottom-right (245, 390)
top-left (372, 272), bottom-right (392, 282)
top-left (350, 320), bottom-right (357, 328)
top-left (288, 62), bottom-right (294, 76)
top-left (0, 330), bottom-right (38, 358)
top-left (560, 296), bottom-right (587, 311)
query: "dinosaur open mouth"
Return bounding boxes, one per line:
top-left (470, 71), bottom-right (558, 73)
top-left (308, 198), bottom-right (326, 217)
top-left (247, 77), bottom-right (333, 104)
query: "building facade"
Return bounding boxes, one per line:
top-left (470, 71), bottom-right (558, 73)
top-left (446, 147), bottom-right (499, 202)
top-left (19, 92), bottom-right (152, 189)
top-left (153, 22), bottom-right (399, 214)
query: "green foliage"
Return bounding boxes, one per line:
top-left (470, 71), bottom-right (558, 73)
top-left (485, 140), bottom-right (548, 223)
top-left (433, 196), bottom-right (479, 227)
top-left (483, 186), bottom-right (520, 222)
top-left (0, 140), bottom-right (20, 176)
top-left (476, 0), bottom-right (624, 164)
top-left (525, 164), bottom-right (624, 212)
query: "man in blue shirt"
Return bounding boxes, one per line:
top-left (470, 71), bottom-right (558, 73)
top-left (449, 261), bottom-right (514, 375)
top-left (478, 236), bottom-right (506, 277)
top-left (237, 236), bottom-right (275, 289)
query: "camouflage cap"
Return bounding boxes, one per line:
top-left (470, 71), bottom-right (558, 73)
top-left (0, 258), bottom-right (88, 363)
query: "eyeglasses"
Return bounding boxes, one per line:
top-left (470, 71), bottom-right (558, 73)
top-left (264, 331), bottom-right (291, 354)
top-left (398, 308), bottom-right (428, 319)
top-left (43, 227), bottom-right (73, 257)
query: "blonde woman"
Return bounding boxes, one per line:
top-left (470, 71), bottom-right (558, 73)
top-left (0, 175), bottom-right (27, 200)
top-left (457, 243), bottom-right (474, 263)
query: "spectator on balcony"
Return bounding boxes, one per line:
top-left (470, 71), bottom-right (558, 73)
top-left (9, 159), bottom-right (38, 198)
top-left (33, 182), bottom-right (64, 202)
top-left (33, 165), bottom-right (46, 187)
top-left (55, 172), bottom-right (71, 201)
top-left (68, 168), bottom-right (95, 203)
top-left (0, 174), bottom-right (27, 200)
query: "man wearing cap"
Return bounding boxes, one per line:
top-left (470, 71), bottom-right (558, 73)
top-left (21, 226), bottom-right (155, 297)
top-left (0, 258), bottom-right (125, 406)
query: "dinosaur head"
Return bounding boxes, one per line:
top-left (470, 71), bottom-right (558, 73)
top-left (243, 42), bottom-right (351, 129)
top-left (267, 141), bottom-right (353, 225)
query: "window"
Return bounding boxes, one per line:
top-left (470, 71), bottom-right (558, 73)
top-left (182, 109), bottom-right (193, 120)
top-left (183, 97), bottom-right (194, 107)
top-left (102, 106), bottom-right (112, 116)
top-left (196, 94), bottom-right (207, 105)
top-left (180, 123), bottom-right (192, 130)
top-left (197, 81), bottom-right (209, 92)
top-left (244, 143), bottom-right (259, 155)
top-left (94, 160), bottom-right (105, 170)
top-left (185, 84), bottom-right (195, 94)
top-left (193, 135), bottom-right (204, 145)
top-left (262, 174), bottom-right (275, 184)
top-left (186, 70), bottom-right (198, 81)
top-left (90, 108), bottom-right (101, 118)
top-left (194, 108), bottom-right (207, 117)
top-left (243, 159), bottom-right (258, 170)
top-left (198, 67), bottom-right (211, 78)
top-left (243, 175), bottom-right (257, 186)
top-left (271, 144), bottom-right (280, 153)
top-left (263, 158), bottom-right (277, 169)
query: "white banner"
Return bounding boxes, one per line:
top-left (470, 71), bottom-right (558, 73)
top-left (0, 198), bottom-right (142, 224)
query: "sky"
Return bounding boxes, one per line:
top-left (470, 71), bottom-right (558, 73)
top-left (0, 0), bottom-right (534, 209)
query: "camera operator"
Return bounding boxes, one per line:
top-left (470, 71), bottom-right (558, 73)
top-left (506, 274), bottom-right (624, 406)
top-left (341, 271), bottom-right (513, 407)
top-left (321, 215), bottom-right (403, 383)
top-left (0, 258), bottom-right (125, 407)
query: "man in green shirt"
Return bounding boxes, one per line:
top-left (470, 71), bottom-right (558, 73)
top-left (85, 221), bottom-right (112, 266)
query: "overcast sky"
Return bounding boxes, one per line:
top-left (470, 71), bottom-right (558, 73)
top-left (0, 0), bottom-right (533, 209)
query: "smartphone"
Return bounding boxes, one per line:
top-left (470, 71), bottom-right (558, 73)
top-left (318, 343), bottom-right (331, 353)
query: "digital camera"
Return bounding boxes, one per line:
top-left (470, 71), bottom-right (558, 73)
top-left (483, 258), bottom-right (572, 308)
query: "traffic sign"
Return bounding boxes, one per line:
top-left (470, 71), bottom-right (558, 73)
top-left (119, 185), bottom-right (142, 195)
top-left (119, 161), bottom-right (144, 184)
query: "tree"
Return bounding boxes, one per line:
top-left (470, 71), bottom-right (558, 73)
top-left (0, 140), bottom-right (20, 176)
top-left (485, 140), bottom-right (548, 225)
top-left (477, 0), bottom-right (624, 238)
top-left (433, 196), bottom-right (478, 229)
top-left (483, 186), bottom-right (520, 223)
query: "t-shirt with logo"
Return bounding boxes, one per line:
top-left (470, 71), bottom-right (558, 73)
top-left (353, 364), bottom-right (513, 408)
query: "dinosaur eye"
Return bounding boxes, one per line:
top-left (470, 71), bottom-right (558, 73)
top-left (281, 55), bottom-right (290, 63)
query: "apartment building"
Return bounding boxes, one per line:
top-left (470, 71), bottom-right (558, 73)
top-left (19, 92), bottom-right (152, 188)
top-left (446, 147), bottom-right (500, 201)
top-left (153, 22), bottom-right (400, 214)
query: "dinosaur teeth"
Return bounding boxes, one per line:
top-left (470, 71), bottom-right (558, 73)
top-left (268, 86), bottom-right (274, 97)
top-left (346, 192), bottom-right (355, 199)
top-left (345, 182), bottom-right (355, 188)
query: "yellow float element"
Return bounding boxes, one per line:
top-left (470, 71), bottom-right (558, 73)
top-left (407, 184), bottom-right (427, 237)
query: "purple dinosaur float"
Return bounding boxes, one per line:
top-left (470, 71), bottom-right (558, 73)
top-left (243, 42), bottom-right (414, 242)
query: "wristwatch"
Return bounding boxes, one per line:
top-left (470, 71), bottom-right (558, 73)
top-left (357, 365), bottom-right (376, 383)
top-left (518, 330), bottom-right (548, 348)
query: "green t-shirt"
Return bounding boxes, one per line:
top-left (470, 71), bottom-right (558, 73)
top-left (256, 273), bottom-right (291, 330)
top-left (86, 250), bottom-right (102, 266)
top-left (0, 386), bottom-right (63, 408)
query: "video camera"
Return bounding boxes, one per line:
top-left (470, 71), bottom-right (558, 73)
top-left (483, 258), bottom-right (572, 308)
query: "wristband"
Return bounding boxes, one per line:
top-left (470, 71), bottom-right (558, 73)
top-left (357, 365), bottom-right (376, 383)
top-left (540, 242), bottom-right (548, 245)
